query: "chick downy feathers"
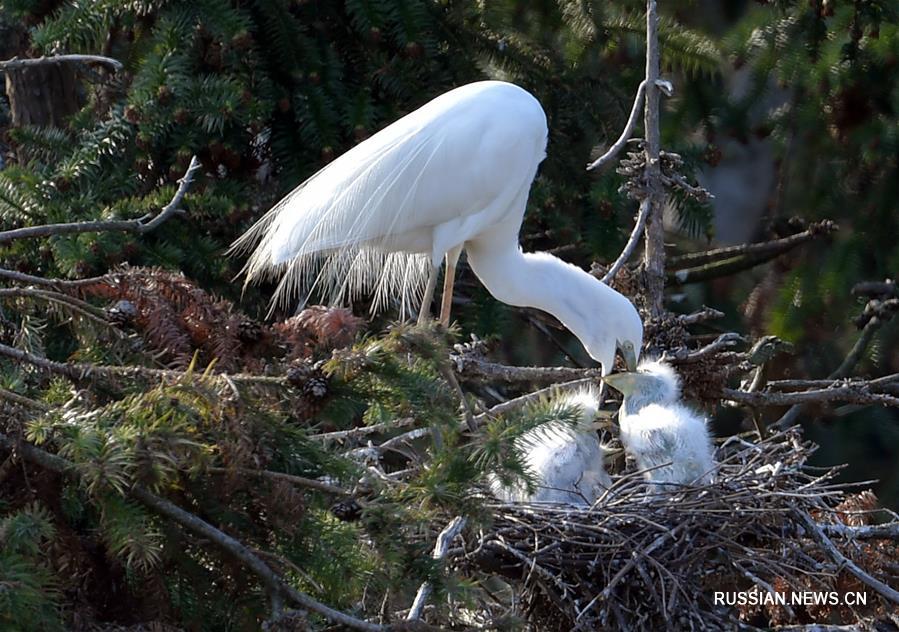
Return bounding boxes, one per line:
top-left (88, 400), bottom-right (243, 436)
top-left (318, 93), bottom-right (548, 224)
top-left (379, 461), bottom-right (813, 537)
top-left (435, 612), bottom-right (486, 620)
top-left (608, 359), bottom-right (716, 489)
top-left (491, 389), bottom-right (611, 506)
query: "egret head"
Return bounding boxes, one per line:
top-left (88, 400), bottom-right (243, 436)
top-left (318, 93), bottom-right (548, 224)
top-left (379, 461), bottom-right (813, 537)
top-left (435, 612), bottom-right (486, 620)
top-left (614, 300), bottom-right (643, 372)
top-left (601, 359), bottom-right (680, 407)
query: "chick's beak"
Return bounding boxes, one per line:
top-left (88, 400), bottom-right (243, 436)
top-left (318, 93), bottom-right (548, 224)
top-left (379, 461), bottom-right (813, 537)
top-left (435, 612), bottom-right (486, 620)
top-left (600, 371), bottom-right (634, 395)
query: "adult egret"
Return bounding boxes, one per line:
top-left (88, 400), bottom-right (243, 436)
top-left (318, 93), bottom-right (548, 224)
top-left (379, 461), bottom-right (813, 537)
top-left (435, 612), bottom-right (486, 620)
top-left (491, 389), bottom-right (611, 506)
top-left (233, 81), bottom-right (642, 373)
top-left (603, 360), bottom-right (716, 489)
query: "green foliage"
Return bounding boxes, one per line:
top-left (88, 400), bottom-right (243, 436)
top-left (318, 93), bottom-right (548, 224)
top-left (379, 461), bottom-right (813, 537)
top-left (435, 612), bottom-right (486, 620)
top-left (0, 504), bottom-right (62, 631)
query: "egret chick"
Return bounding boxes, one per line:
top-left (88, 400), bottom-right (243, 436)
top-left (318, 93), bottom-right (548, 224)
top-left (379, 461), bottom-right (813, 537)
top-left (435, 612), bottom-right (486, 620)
top-left (491, 389), bottom-right (611, 506)
top-left (603, 360), bottom-right (715, 490)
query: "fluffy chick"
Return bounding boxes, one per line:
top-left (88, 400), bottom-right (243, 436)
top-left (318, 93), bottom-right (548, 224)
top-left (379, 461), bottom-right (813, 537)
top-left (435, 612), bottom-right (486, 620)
top-left (603, 359), bottom-right (715, 490)
top-left (491, 389), bottom-right (611, 506)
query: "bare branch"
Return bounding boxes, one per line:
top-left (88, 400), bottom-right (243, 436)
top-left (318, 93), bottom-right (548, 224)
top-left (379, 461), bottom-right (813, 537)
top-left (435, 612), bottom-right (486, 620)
top-left (0, 157), bottom-right (200, 244)
top-left (668, 221), bottom-right (838, 269)
top-left (819, 522), bottom-right (899, 540)
top-left (602, 198), bottom-right (651, 284)
top-left (676, 306), bottom-right (725, 326)
top-left (586, 80), bottom-right (647, 172)
top-left (0, 340), bottom-right (285, 387)
top-left (309, 417), bottom-right (417, 442)
top-left (407, 516), bottom-right (467, 621)
top-left (796, 509), bottom-right (899, 605)
top-left (724, 385), bottom-right (899, 409)
top-left (207, 467), bottom-right (352, 496)
top-left (453, 355), bottom-right (595, 384)
top-left (0, 54), bottom-right (123, 72)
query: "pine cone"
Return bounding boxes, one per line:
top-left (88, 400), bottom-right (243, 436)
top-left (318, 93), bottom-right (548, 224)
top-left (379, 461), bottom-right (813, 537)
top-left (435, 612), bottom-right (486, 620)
top-left (0, 317), bottom-right (17, 345)
top-left (286, 361), bottom-right (330, 410)
top-left (237, 318), bottom-right (263, 343)
top-left (106, 299), bottom-right (138, 326)
top-left (330, 499), bottom-right (362, 522)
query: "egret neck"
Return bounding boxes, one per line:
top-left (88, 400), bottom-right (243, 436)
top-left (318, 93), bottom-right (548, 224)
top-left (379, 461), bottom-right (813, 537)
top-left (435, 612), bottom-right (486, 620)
top-left (466, 227), bottom-right (640, 375)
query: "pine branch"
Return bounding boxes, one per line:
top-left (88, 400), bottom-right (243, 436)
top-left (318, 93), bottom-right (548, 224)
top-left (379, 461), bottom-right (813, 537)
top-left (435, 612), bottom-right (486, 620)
top-left (0, 340), bottom-right (285, 387)
top-left (0, 431), bottom-right (387, 631)
top-left (0, 157), bottom-right (200, 244)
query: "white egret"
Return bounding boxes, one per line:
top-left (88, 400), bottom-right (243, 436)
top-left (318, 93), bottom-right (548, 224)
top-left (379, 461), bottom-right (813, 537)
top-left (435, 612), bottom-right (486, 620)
top-left (603, 360), bottom-right (716, 489)
top-left (491, 389), bottom-right (611, 506)
top-left (233, 81), bottom-right (642, 374)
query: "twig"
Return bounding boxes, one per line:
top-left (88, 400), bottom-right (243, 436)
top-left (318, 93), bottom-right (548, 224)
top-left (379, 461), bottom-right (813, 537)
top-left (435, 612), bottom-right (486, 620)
top-left (207, 467), bottom-right (351, 496)
top-left (0, 431), bottom-right (385, 631)
top-left (586, 80), bottom-right (647, 172)
top-left (796, 509), bottom-right (899, 605)
top-left (0, 157), bottom-right (200, 244)
top-left (0, 340), bottom-right (285, 386)
top-left (668, 221), bottom-right (837, 269)
top-left (724, 386), bottom-right (899, 409)
top-left (819, 522), bottom-right (899, 540)
top-left (677, 306), bottom-right (725, 326)
top-left (602, 198), bottom-right (651, 284)
top-left (773, 301), bottom-right (894, 430)
top-left (474, 378), bottom-right (597, 422)
top-left (453, 355), bottom-right (595, 384)
top-left (309, 417), bottom-right (417, 442)
top-left (664, 333), bottom-right (745, 364)
top-left (407, 516), bottom-right (467, 621)
top-left (851, 280), bottom-right (897, 299)
top-left (0, 54), bottom-right (123, 72)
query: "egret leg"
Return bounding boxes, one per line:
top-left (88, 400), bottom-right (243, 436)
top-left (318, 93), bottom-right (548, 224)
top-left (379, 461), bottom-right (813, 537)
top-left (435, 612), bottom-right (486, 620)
top-left (417, 264), bottom-right (439, 325)
top-left (439, 247), bottom-right (463, 326)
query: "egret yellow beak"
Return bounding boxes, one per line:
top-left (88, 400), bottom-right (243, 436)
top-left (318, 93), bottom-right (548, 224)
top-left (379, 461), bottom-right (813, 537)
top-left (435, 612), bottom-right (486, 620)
top-left (621, 345), bottom-right (638, 372)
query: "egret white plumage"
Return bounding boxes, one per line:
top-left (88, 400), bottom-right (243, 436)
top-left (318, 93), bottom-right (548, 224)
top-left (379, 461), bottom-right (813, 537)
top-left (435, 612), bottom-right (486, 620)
top-left (232, 81), bottom-right (642, 374)
top-left (603, 360), bottom-right (716, 489)
top-left (491, 389), bottom-right (611, 506)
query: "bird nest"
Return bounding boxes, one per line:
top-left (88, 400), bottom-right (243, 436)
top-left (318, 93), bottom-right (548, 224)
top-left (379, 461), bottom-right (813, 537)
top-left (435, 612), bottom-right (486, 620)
top-left (452, 428), bottom-right (898, 630)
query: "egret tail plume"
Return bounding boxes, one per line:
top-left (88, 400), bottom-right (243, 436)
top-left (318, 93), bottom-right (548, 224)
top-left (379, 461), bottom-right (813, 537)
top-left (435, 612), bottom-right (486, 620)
top-left (231, 118), bottom-right (450, 314)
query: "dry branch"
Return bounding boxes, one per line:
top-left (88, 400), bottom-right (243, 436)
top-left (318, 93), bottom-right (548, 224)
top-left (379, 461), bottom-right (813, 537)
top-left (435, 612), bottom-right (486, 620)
top-left (407, 516), bottom-right (467, 621)
top-left (451, 430), bottom-right (899, 629)
top-left (0, 157), bottom-right (200, 244)
top-left (0, 54), bottom-right (123, 72)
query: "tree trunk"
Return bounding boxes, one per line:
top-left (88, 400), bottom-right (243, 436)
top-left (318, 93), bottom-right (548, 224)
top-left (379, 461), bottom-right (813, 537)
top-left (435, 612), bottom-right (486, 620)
top-left (5, 62), bottom-right (82, 128)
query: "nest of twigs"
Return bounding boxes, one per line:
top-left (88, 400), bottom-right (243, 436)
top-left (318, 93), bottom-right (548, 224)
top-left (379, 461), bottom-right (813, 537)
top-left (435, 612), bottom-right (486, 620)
top-left (452, 429), bottom-right (899, 631)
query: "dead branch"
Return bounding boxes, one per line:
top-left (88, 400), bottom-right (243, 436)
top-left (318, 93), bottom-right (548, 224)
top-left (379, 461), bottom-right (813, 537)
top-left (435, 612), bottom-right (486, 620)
top-left (207, 467), bottom-right (352, 497)
top-left (407, 516), bottom-right (467, 621)
top-left (0, 54), bottom-right (123, 72)
top-left (0, 157), bottom-right (200, 244)
top-left (0, 340), bottom-right (285, 387)
top-left (724, 385), bottom-right (899, 408)
top-left (586, 80), bottom-right (647, 172)
top-left (796, 509), bottom-right (899, 605)
top-left (668, 220), bottom-right (838, 270)
top-left (602, 198), bottom-right (652, 284)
